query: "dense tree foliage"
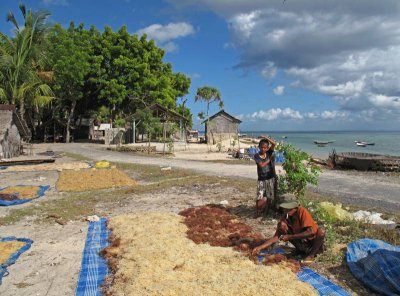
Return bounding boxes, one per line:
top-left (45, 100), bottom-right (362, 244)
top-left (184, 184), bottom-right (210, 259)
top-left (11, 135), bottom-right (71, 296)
top-left (0, 3), bottom-right (53, 118)
top-left (0, 4), bottom-right (192, 142)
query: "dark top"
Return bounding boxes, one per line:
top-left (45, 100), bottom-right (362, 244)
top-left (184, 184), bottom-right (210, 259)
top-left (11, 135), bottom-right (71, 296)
top-left (254, 149), bottom-right (276, 181)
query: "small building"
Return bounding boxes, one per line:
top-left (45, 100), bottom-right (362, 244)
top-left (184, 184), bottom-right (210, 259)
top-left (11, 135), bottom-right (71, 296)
top-left (127, 104), bottom-right (189, 143)
top-left (203, 110), bottom-right (242, 144)
top-left (0, 105), bottom-right (31, 159)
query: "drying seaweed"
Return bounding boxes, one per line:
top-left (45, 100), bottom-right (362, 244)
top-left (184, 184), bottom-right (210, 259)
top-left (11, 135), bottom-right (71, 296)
top-left (0, 186), bottom-right (40, 199)
top-left (0, 193), bottom-right (18, 201)
top-left (0, 241), bottom-right (26, 264)
top-left (57, 168), bottom-right (136, 192)
top-left (179, 205), bottom-right (264, 253)
top-left (101, 213), bottom-right (317, 296)
top-left (180, 205), bottom-right (301, 273)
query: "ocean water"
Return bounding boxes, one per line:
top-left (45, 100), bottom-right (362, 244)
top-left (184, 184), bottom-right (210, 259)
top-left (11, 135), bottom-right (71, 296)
top-left (240, 131), bottom-right (400, 159)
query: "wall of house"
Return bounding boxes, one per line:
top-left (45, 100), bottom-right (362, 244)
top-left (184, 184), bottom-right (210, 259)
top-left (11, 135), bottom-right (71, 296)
top-left (0, 124), bottom-right (21, 159)
top-left (207, 116), bottom-right (239, 144)
top-left (1, 110), bottom-right (21, 159)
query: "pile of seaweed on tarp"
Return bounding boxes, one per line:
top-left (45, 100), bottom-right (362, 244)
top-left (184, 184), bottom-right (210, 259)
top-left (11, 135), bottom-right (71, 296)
top-left (0, 185), bottom-right (50, 206)
top-left (76, 218), bottom-right (110, 296)
top-left (0, 237), bottom-right (33, 284)
top-left (180, 205), bottom-right (350, 295)
top-left (347, 238), bottom-right (400, 296)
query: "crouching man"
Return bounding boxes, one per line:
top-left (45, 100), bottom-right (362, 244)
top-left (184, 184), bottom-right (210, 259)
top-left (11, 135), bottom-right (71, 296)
top-left (252, 201), bottom-right (325, 264)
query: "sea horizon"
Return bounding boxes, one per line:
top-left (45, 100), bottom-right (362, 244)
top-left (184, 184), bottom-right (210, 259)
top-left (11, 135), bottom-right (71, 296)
top-left (199, 130), bottom-right (400, 159)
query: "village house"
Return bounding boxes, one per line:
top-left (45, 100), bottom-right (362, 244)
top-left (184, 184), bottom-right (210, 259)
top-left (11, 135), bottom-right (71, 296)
top-left (0, 105), bottom-right (31, 159)
top-left (203, 110), bottom-right (242, 144)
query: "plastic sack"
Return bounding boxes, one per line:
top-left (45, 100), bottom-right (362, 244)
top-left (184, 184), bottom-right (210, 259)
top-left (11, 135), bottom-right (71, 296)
top-left (318, 201), bottom-right (353, 221)
top-left (94, 161), bottom-right (110, 169)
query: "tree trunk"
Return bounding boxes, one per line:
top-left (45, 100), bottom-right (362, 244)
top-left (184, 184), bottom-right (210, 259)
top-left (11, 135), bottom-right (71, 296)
top-left (65, 100), bottom-right (76, 143)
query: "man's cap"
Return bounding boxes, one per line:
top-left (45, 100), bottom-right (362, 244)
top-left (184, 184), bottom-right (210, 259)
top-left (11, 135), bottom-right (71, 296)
top-left (280, 193), bottom-right (297, 203)
top-left (279, 201), bottom-right (300, 209)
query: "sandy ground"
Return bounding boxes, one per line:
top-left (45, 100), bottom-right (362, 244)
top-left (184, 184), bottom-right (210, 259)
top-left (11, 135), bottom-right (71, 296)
top-left (0, 141), bottom-right (397, 295)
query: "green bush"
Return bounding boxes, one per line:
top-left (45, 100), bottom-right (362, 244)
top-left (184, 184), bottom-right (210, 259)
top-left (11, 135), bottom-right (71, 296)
top-left (277, 143), bottom-right (321, 197)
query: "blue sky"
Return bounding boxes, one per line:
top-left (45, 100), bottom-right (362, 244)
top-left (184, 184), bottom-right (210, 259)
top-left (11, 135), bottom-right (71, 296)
top-left (2, 0), bottom-right (400, 131)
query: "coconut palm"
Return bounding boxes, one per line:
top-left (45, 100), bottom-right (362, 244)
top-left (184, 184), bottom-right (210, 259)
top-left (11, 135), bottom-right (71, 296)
top-left (0, 3), bottom-right (54, 119)
top-left (195, 86), bottom-right (223, 145)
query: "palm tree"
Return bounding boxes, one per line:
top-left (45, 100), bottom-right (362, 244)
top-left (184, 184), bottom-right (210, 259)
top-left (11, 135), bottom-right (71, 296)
top-left (195, 86), bottom-right (223, 145)
top-left (0, 3), bottom-right (53, 120)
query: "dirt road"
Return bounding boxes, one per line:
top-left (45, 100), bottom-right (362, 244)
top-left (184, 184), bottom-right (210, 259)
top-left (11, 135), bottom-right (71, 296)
top-left (58, 143), bottom-right (400, 213)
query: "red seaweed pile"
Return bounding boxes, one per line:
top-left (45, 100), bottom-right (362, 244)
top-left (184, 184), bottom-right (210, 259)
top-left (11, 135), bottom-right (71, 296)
top-left (179, 205), bottom-right (265, 256)
top-left (0, 193), bottom-right (18, 201)
top-left (263, 254), bottom-right (301, 273)
top-left (180, 205), bottom-right (301, 273)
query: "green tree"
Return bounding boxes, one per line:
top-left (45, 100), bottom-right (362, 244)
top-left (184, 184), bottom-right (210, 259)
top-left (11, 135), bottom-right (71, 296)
top-left (137, 108), bottom-right (161, 153)
top-left (0, 3), bottom-right (54, 119)
top-left (47, 23), bottom-right (91, 143)
top-left (195, 86), bottom-right (223, 146)
top-left (277, 144), bottom-right (321, 198)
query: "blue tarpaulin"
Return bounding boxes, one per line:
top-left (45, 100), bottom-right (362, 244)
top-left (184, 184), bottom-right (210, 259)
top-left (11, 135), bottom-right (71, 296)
top-left (0, 185), bottom-right (50, 206)
top-left (258, 248), bottom-right (350, 296)
top-left (76, 218), bottom-right (110, 296)
top-left (0, 237), bottom-right (33, 284)
top-left (347, 238), bottom-right (400, 296)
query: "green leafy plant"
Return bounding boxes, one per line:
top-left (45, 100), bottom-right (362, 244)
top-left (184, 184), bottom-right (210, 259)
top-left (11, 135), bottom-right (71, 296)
top-left (277, 143), bottom-right (320, 197)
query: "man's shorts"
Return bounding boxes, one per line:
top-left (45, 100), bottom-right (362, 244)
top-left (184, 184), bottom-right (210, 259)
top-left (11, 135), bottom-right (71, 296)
top-left (256, 178), bottom-right (275, 201)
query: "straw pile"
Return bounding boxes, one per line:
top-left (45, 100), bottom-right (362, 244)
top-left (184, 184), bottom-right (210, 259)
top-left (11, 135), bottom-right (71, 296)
top-left (57, 168), bottom-right (135, 192)
top-left (103, 213), bottom-right (317, 296)
top-left (5, 162), bottom-right (90, 172)
top-left (0, 186), bottom-right (40, 199)
top-left (0, 241), bottom-right (26, 264)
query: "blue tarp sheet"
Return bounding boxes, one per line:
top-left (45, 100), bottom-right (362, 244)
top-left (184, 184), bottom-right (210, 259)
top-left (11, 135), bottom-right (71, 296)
top-left (347, 238), bottom-right (400, 296)
top-left (0, 185), bottom-right (50, 206)
top-left (76, 218), bottom-right (110, 296)
top-left (257, 247), bottom-right (350, 296)
top-left (0, 237), bottom-right (33, 284)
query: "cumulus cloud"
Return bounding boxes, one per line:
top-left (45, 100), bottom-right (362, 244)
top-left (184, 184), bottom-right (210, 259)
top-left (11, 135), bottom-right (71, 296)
top-left (137, 22), bottom-right (195, 52)
top-left (168, 0), bottom-right (400, 125)
top-left (273, 85), bottom-right (285, 95)
top-left (250, 108), bottom-right (303, 121)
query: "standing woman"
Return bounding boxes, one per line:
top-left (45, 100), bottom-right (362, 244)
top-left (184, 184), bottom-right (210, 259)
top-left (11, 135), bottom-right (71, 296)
top-left (253, 137), bottom-right (277, 217)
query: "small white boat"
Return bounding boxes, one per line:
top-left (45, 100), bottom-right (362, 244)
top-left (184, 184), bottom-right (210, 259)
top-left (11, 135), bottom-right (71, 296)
top-left (313, 140), bottom-right (335, 146)
top-left (355, 140), bottom-right (375, 146)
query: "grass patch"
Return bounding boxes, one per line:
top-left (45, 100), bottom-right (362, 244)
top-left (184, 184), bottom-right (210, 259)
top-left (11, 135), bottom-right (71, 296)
top-left (0, 188), bottom-right (129, 225)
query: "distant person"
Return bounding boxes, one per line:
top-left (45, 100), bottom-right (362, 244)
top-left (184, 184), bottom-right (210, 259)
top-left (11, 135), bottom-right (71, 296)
top-left (253, 136), bottom-right (277, 216)
top-left (252, 200), bottom-right (325, 264)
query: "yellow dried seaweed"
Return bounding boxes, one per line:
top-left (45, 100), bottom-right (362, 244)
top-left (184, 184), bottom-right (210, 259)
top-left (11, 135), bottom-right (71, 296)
top-left (0, 186), bottom-right (40, 199)
top-left (5, 162), bottom-right (90, 172)
top-left (105, 213), bottom-right (318, 296)
top-left (57, 168), bottom-right (135, 192)
top-left (0, 241), bottom-right (26, 264)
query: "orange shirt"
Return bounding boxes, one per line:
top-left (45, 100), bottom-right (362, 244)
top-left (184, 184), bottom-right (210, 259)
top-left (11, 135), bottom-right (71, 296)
top-left (277, 207), bottom-right (318, 239)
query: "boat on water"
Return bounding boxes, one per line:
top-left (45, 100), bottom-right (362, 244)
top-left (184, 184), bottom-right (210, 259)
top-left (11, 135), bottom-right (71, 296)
top-left (356, 142), bottom-right (367, 147)
top-left (329, 151), bottom-right (400, 171)
top-left (313, 140), bottom-right (335, 147)
top-left (355, 140), bottom-right (375, 146)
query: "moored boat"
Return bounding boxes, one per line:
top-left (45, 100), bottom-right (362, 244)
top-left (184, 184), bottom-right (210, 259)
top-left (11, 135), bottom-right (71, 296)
top-left (355, 140), bottom-right (375, 146)
top-left (329, 151), bottom-right (400, 171)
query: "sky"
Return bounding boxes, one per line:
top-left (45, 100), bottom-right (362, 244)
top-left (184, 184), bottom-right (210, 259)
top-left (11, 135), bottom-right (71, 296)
top-left (1, 0), bottom-right (400, 131)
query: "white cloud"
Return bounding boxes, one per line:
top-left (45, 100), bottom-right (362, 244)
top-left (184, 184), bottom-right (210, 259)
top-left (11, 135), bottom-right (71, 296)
top-left (137, 22), bottom-right (195, 53)
top-left (250, 108), bottom-right (303, 121)
top-left (137, 22), bottom-right (195, 43)
top-left (273, 85), bottom-right (285, 95)
top-left (168, 1), bottom-right (400, 125)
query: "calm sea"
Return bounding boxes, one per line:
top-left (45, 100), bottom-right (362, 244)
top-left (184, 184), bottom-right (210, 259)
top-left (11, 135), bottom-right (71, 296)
top-left (240, 131), bottom-right (400, 159)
